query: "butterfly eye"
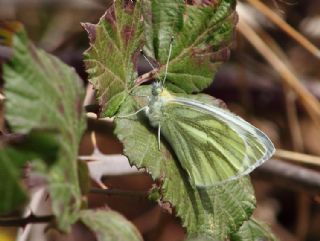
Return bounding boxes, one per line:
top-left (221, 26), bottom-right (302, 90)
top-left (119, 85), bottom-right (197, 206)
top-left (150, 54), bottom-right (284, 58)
top-left (156, 86), bottom-right (162, 94)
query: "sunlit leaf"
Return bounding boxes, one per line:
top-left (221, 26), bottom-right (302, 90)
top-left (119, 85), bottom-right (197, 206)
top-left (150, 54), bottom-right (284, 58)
top-left (142, 0), bottom-right (237, 93)
top-left (83, 0), bottom-right (143, 116)
top-left (84, 0), bottom-right (236, 116)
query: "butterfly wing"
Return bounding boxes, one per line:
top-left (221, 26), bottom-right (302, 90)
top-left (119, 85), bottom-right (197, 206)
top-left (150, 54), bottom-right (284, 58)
top-left (159, 97), bottom-right (275, 187)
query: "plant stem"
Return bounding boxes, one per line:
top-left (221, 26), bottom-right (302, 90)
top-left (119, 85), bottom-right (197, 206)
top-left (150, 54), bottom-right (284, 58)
top-left (90, 188), bottom-right (148, 197)
top-left (246, 0), bottom-right (320, 58)
top-left (0, 214), bottom-right (54, 227)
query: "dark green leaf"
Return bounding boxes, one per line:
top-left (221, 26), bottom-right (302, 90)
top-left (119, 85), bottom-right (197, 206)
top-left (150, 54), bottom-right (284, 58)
top-left (0, 131), bottom-right (60, 214)
top-left (231, 218), bottom-right (278, 241)
top-left (11, 131), bottom-right (60, 165)
top-left (80, 210), bottom-right (143, 241)
top-left (3, 26), bottom-right (86, 231)
top-left (0, 148), bottom-right (29, 214)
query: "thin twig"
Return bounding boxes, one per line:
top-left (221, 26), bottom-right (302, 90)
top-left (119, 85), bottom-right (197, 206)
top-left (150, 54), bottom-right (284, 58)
top-left (246, 0), bottom-right (320, 58)
top-left (0, 214), bottom-right (54, 227)
top-left (134, 68), bottom-right (159, 85)
top-left (237, 19), bottom-right (320, 131)
top-left (255, 159), bottom-right (320, 194)
top-left (254, 27), bottom-right (305, 151)
top-left (275, 149), bottom-right (320, 166)
top-left (90, 188), bottom-right (148, 197)
top-left (284, 89), bottom-right (304, 151)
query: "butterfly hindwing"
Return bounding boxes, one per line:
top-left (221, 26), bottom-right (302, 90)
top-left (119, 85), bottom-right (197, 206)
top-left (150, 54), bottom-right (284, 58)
top-left (159, 97), bottom-right (274, 187)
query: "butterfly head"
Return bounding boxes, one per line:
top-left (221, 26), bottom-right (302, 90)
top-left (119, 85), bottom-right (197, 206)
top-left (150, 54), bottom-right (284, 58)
top-left (152, 81), bottom-right (163, 97)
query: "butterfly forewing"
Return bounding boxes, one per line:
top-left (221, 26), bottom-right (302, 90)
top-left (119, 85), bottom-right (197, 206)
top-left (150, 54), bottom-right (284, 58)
top-left (159, 98), bottom-right (274, 187)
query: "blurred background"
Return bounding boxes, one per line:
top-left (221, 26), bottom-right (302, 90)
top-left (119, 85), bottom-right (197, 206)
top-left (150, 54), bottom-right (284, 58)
top-left (1, 0), bottom-right (320, 240)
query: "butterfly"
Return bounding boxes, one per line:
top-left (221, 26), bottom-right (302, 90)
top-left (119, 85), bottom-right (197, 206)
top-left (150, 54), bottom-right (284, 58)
top-left (118, 38), bottom-right (275, 187)
top-left (139, 82), bottom-right (275, 187)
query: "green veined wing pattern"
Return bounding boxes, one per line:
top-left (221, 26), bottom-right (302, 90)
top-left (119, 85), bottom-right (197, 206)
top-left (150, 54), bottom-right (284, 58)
top-left (159, 98), bottom-right (274, 187)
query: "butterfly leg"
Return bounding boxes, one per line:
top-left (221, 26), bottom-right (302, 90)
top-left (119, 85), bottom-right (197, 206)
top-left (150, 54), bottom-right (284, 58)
top-left (117, 106), bottom-right (148, 118)
top-left (158, 123), bottom-right (161, 150)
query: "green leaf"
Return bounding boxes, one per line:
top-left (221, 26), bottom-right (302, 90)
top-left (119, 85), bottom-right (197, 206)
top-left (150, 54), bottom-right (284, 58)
top-left (102, 91), bottom-right (128, 117)
top-left (114, 86), bottom-right (256, 240)
top-left (0, 131), bottom-right (60, 214)
top-left (231, 218), bottom-right (278, 241)
top-left (80, 210), bottom-right (143, 241)
top-left (83, 0), bottom-right (143, 116)
top-left (142, 0), bottom-right (237, 93)
top-left (3, 26), bottom-right (86, 231)
top-left (84, 0), bottom-right (236, 116)
top-left (11, 131), bottom-right (60, 165)
top-left (0, 148), bottom-right (29, 214)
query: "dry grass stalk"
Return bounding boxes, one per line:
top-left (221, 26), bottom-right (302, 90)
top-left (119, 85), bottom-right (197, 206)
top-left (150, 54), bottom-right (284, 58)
top-left (246, 0), bottom-right (320, 59)
top-left (237, 19), bottom-right (320, 131)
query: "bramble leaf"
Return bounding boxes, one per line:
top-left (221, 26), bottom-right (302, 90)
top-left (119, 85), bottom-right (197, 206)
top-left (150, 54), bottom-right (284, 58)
top-left (114, 86), bottom-right (256, 240)
top-left (102, 91), bottom-right (128, 117)
top-left (142, 0), bottom-right (237, 93)
top-left (84, 0), bottom-right (236, 117)
top-left (83, 0), bottom-right (143, 116)
top-left (80, 210), bottom-right (143, 241)
top-left (231, 218), bottom-right (278, 241)
top-left (2, 25), bottom-right (86, 231)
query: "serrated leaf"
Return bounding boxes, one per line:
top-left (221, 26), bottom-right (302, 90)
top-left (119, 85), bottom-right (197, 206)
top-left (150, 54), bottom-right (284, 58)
top-left (2, 26), bottom-right (86, 231)
top-left (142, 0), bottom-right (237, 93)
top-left (84, 0), bottom-right (236, 117)
top-left (83, 0), bottom-right (143, 116)
top-left (114, 86), bottom-right (256, 240)
top-left (80, 210), bottom-right (143, 241)
top-left (231, 218), bottom-right (277, 241)
top-left (102, 91), bottom-right (128, 117)
top-left (231, 218), bottom-right (278, 241)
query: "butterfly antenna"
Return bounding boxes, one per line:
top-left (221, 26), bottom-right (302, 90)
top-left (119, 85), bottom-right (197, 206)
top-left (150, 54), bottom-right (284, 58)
top-left (158, 124), bottom-right (161, 150)
top-left (141, 49), bottom-right (156, 70)
top-left (162, 36), bottom-right (174, 86)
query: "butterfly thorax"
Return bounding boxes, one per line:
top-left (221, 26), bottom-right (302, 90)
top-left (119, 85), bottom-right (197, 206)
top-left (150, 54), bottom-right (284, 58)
top-left (145, 83), bottom-right (172, 128)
